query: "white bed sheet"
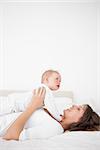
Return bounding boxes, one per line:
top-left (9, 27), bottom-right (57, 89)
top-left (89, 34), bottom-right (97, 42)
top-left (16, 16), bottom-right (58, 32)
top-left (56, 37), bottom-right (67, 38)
top-left (0, 131), bottom-right (100, 150)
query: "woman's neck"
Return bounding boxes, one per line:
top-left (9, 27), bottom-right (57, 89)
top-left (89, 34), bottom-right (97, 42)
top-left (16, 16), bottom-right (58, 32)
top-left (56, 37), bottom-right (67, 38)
top-left (60, 120), bottom-right (70, 131)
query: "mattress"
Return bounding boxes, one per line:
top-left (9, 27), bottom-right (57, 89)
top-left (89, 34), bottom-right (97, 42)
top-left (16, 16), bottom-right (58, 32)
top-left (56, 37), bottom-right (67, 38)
top-left (0, 131), bottom-right (100, 150)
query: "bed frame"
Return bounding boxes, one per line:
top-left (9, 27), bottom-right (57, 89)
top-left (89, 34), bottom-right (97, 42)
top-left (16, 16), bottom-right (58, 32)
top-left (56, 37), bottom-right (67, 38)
top-left (0, 90), bottom-right (74, 99)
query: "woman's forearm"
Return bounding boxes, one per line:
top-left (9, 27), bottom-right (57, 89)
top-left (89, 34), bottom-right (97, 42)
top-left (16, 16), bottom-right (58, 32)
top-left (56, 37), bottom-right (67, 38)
top-left (3, 87), bottom-right (45, 140)
top-left (3, 101), bottom-right (38, 140)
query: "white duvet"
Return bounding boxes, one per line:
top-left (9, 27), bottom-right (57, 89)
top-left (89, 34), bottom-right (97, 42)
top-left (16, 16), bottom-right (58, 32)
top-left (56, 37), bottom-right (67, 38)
top-left (0, 131), bottom-right (100, 150)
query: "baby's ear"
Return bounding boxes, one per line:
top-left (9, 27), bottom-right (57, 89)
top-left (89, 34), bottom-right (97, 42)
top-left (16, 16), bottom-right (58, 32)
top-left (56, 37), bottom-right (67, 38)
top-left (45, 77), bottom-right (49, 82)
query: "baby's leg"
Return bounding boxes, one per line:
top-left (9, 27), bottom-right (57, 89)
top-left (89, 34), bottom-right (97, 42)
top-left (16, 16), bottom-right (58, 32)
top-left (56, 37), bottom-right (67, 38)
top-left (0, 97), bottom-right (15, 115)
top-left (0, 92), bottom-right (33, 115)
top-left (14, 92), bottom-right (33, 112)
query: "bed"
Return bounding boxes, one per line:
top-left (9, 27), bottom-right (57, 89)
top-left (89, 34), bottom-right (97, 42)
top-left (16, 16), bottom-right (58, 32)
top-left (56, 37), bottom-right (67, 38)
top-left (0, 90), bottom-right (100, 150)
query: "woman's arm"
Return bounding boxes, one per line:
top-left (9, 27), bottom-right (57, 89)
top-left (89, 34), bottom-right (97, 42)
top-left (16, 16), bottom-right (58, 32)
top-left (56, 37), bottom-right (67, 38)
top-left (3, 87), bottom-right (46, 140)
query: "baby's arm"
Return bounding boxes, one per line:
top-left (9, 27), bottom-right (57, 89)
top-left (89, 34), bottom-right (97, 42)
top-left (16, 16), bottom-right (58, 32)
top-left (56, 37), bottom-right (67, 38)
top-left (3, 87), bottom-right (46, 140)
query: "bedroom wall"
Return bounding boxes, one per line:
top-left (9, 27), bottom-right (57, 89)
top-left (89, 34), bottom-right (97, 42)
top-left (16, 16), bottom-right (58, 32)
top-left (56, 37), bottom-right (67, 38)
top-left (0, 3), bottom-right (3, 90)
top-left (97, 1), bottom-right (100, 112)
top-left (0, 0), bottom-right (100, 112)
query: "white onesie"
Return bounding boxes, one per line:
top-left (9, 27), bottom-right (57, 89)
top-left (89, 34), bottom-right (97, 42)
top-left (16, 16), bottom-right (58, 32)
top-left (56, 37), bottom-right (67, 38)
top-left (0, 109), bottom-right (64, 140)
top-left (0, 84), bottom-right (61, 121)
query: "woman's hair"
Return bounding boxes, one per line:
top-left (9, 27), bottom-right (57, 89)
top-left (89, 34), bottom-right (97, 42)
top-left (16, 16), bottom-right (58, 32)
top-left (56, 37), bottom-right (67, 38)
top-left (68, 105), bottom-right (100, 131)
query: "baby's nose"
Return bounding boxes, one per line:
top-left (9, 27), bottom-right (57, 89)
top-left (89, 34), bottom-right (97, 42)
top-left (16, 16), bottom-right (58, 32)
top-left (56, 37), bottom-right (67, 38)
top-left (58, 80), bottom-right (61, 83)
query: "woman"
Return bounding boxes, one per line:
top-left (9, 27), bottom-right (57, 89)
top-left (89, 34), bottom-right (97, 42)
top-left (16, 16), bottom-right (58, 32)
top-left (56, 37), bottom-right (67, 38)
top-left (1, 87), bottom-right (100, 140)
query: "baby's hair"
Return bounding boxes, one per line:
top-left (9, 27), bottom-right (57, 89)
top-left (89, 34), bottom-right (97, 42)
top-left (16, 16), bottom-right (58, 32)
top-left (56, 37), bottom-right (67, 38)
top-left (41, 69), bottom-right (60, 83)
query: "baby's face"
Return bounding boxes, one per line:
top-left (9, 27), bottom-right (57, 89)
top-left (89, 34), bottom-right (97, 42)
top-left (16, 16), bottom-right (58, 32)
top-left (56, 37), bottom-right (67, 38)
top-left (47, 73), bottom-right (61, 90)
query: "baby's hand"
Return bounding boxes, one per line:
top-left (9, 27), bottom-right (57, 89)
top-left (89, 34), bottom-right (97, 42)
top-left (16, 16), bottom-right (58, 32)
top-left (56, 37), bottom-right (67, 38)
top-left (31, 87), bottom-right (46, 109)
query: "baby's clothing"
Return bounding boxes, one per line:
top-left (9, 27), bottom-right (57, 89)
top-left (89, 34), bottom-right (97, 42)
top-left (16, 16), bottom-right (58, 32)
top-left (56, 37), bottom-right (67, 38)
top-left (0, 84), bottom-right (61, 121)
top-left (0, 109), bottom-right (64, 140)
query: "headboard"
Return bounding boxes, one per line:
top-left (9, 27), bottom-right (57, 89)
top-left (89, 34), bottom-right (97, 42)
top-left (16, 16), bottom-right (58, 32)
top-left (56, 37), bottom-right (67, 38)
top-left (0, 90), bottom-right (74, 99)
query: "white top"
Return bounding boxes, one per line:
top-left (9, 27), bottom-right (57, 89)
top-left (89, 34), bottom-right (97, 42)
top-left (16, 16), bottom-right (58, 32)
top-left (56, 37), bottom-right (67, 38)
top-left (20, 108), bottom-right (64, 140)
top-left (0, 109), bottom-right (64, 140)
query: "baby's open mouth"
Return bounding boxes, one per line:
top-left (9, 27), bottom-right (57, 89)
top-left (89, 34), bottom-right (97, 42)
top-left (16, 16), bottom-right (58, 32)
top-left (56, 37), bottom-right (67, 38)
top-left (57, 85), bottom-right (60, 88)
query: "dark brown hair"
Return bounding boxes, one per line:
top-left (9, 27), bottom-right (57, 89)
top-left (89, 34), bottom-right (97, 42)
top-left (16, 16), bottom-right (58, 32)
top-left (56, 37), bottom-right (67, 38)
top-left (68, 105), bottom-right (100, 131)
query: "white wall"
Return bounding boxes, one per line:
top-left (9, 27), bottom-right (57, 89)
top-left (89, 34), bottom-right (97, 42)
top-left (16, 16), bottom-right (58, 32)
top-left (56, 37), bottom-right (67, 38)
top-left (97, 1), bottom-right (100, 112)
top-left (0, 0), bottom-right (100, 112)
top-left (0, 3), bottom-right (4, 89)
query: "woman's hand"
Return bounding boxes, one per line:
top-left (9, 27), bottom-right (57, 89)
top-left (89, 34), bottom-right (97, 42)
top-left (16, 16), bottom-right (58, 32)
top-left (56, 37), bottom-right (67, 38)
top-left (28, 87), bottom-right (46, 109)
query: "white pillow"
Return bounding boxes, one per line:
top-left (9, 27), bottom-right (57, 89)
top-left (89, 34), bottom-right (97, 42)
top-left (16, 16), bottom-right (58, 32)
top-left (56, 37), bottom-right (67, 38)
top-left (7, 92), bottom-right (32, 112)
top-left (7, 92), bottom-right (73, 116)
top-left (54, 97), bottom-right (73, 115)
top-left (8, 92), bottom-right (32, 102)
top-left (0, 96), bottom-right (11, 115)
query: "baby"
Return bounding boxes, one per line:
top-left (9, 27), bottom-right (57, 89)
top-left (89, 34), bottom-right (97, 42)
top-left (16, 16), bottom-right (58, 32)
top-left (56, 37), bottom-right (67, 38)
top-left (0, 70), bottom-right (62, 121)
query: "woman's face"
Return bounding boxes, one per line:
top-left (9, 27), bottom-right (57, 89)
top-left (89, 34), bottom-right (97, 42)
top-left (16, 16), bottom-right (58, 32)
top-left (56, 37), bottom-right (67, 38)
top-left (62, 105), bottom-right (86, 124)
